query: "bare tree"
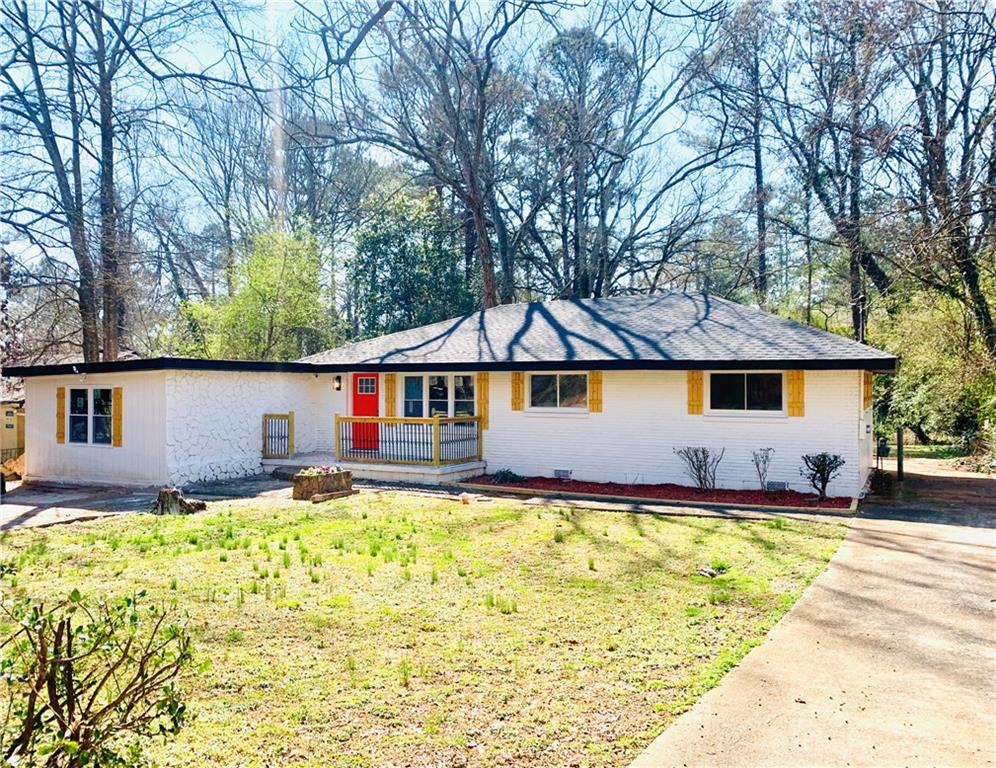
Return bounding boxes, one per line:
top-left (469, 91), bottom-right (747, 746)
top-left (882, 0), bottom-right (996, 358)
top-left (692, 0), bottom-right (777, 306)
top-left (1, 1), bottom-right (102, 360)
top-left (519, 2), bottom-right (733, 299)
top-left (766, 0), bottom-right (896, 341)
top-left (302, 0), bottom-right (540, 307)
top-left (0, 0), bottom-right (254, 360)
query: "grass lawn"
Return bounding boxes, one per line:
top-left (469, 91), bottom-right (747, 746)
top-left (891, 443), bottom-right (966, 459)
top-left (1, 493), bottom-right (845, 767)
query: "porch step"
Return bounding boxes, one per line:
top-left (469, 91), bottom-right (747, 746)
top-left (270, 466), bottom-right (299, 481)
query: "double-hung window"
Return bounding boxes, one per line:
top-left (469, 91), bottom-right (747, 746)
top-left (69, 387), bottom-right (114, 444)
top-left (453, 375), bottom-right (475, 416)
top-left (428, 375), bottom-right (449, 416)
top-left (528, 373), bottom-right (588, 410)
top-left (403, 374), bottom-right (475, 417)
top-left (709, 373), bottom-right (783, 413)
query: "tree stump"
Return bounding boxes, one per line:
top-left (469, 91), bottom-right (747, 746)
top-left (148, 488), bottom-right (207, 515)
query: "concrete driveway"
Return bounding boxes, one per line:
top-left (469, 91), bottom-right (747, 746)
top-left (0, 481), bottom-right (154, 529)
top-left (630, 460), bottom-right (996, 768)
top-left (0, 476), bottom-right (296, 529)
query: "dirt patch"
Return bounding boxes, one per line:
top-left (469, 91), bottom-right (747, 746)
top-left (466, 475), bottom-right (852, 509)
top-left (945, 454), bottom-right (995, 475)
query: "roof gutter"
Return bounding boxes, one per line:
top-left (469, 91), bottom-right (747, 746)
top-left (3, 354), bottom-right (898, 378)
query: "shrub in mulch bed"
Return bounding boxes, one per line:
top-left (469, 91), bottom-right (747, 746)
top-left (466, 475), bottom-right (852, 509)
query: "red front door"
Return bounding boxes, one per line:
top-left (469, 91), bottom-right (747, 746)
top-left (352, 373), bottom-right (379, 451)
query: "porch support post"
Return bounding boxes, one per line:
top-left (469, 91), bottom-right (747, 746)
top-left (432, 414), bottom-right (441, 466)
top-left (288, 411), bottom-right (295, 456)
top-left (334, 414), bottom-right (342, 462)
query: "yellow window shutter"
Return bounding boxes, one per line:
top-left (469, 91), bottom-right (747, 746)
top-left (56, 386), bottom-right (66, 444)
top-left (787, 370), bottom-right (805, 417)
top-left (687, 371), bottom-right (703, 415)
top-left (476, 372), bottom-right (489, 429)
top-left (863, 371), bottom-right (874, 410)
top-left (384, 373), bottom-right (396, 418)
top-left (511, 372), bottom-right (524, 411)
top-left (112, 386), bottom-right (123, 446)
top-left (588, 371), bottom-right (603, 412)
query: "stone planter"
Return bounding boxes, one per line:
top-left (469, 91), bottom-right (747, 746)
top-left (292, 469), bottom-right (353, 501)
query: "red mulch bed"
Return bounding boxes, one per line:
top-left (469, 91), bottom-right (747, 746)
top-left (466, 475), bottom-right (852, 509)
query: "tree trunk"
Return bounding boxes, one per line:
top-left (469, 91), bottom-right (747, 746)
top-left (72, 222), bottom-right (101, 362)
top-left (751, 48), bottom-right (768, 307)
top-left (489, 190), bottom-right (515, 303)
top-left (956, 239), bottom-right (996, 358)
top-left (463, 206), bottom-right (476, 290)
top-left (148, 488), bottom-right (206, 515)
top-left (470, 205), bottom-right (498, 308)
top-left (908, 422), bottom-right (932, 446)
top-left (96, 39), bottom-right (119, 361)
top-left (804, 172), bottom-right (813, 324)
top-left (849, 248), bottom-right (865, 342)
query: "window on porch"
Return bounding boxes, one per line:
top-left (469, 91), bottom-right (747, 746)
top-left (403, 374), bottom-right (475, 418)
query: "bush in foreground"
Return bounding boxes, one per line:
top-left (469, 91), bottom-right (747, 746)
top-left (0, 588), bottom-right (192, 767)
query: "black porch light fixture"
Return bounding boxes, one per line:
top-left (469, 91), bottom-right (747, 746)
top-left (333, 375), bottom-right (342, 391)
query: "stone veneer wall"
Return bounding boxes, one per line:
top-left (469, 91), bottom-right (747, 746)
top-left (164, 370), bottom-right (324, 486)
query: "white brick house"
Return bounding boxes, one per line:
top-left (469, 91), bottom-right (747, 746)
top-left (6, 294), bottom-right (895, 497)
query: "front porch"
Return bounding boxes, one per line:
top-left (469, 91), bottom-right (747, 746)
top-left (261, 413), bottom-right (486, 484)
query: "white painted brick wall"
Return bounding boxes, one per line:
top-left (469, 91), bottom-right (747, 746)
top-left (23, 367), bottom-right (869, 497)
top-left (23, 371), bottom-right (168, 486)
top-left (482, 369), bottom-right (865, 498)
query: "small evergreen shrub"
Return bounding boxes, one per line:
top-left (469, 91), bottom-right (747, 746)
top-left (491, 468), bottom-right (526, 484)
top-left (799, 453), bottom-right (846, 500)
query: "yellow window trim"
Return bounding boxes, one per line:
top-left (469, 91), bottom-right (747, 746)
top-left (687, 371), bottom-right (703, 414)
top-left (384, 373), bottom-right (397, 418)
top-left (56, 386), bottom-right (66, 444)
top-left (588, 371), bottom-right (603, 413)
top-left (477, 372), bottom-right (489, 429)
top-left (112, 386), bottom-right (123, 446)
top-left (787, 370), bottom-right (805, 417)
top-left (511, 371), bottom-right (524, 410)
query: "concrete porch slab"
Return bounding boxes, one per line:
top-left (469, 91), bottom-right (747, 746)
top-left (261, 452), bottom-right (486, 484)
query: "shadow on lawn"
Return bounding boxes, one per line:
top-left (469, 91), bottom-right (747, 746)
top-left (533, 507), bottom-right (836, 585)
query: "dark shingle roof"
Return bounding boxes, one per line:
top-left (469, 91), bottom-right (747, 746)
top-left (302, 293), bottom-right (897, 370)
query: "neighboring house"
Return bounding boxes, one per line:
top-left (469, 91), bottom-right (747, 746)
top-left (1, 378), bottom-right (25, 463)
top-left (4, 294), bottom-right (896, 497)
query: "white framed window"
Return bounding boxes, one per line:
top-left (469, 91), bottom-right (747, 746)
top-left (356, 376), bottom-right (377, 394)
top-left (68, 387), bottom-right (114, 445)
top-left (401, 374), bottom-right (475, 417)
top-left (528, 373), bottom-right (588, 410)
top-left (707, 372), bottom-right (784, 414)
